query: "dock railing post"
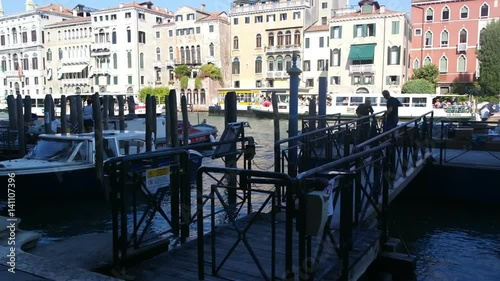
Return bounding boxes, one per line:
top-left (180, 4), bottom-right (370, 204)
top-left (145, 95), bottom-right (153, 152)
top-left (339, 174), bottom-right (354, 281)
top-left (224, 92), bottom-right (237, 206)
top-left (168, 90), bottom-right (180, 237)
top-left (287, 53), bottom-right (301, 178)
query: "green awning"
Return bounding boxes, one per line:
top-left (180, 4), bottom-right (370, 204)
top-left (348, 44), bottom-right (376, 60)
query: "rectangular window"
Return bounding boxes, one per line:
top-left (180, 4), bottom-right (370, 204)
top-left (141, 76), bottom-right (144, 85)
top-left (138, 31), bottom-right (146, 43)
top-left (128, 76), bottom-right (132, 84)
top-left (267, 14), bottom-right (275, 22)
top-left (415, 28), bottom-right (421, 36)
top-left (306, 79), bottom-right (314, 87)
top-left (127, 29), bottom-right (131, 42)
top-left (169, 30), bottom-right (173, 37)
top-left (196, 27), bottom-right (200, 33)
top-left (114, 76), bottom-right (118, 85)
top-left (233, 18), bottom-right (238, 25)
top-left (155, 31), bottom-right (160, 38)
top-left (0, 35), bottom-right (4, 46)
top-left (95, 76), bottom-right (99, 85)
top-left (293, 12), bottom-right (301, 19)
top-left (303, 60), bottom-right (310, 71)
top-left (305, 38), bottom-right (310, 48)
top-left (354, 24), bottom-right (363, 37)
top-left (34, 77), bottom-right (38, 85)
top-left (367, 24), bottom-right (376, 36)
top-left (255, 16), bottom-right (263, 23)
top-left (319, 37), bottom-right (324, 48)
top-left (280, 13), bottom-right (287, 21)
top-left (31, 30), bottom-right (37, 42)
top-left (321, 17), bottom-right (327, 25)
top-left (317, 59), bottom-right (327, 71)
top-left (322, 2), bottom-right (328, 9)
top-left (25, 78), bottom-right (29, 85)
top-left (125, 12), bottom-right (131, 18)
top-left (107, 76), bottom-right (111, 85)
top-left (22, 32), bottom-right (28, 43)
top-left (330, 76), bottom-right (340, 85)
top-left (386, 75), bottom-right (400, 85)
top-left (209, 25), bottom-right (214, 32)
top-left (391, 21), bottom-right (400, 35)
top-left (111, 14), bottom-right (117, 20)
top-left (245, 17), bottom-right (250, 24)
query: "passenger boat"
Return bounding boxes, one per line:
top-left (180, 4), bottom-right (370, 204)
top-left (251, 93), bottom-right (479, 121)
top-left (0, 130), bottom-right (203, 199)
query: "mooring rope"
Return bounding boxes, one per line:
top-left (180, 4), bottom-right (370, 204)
top-left (251, 160), bottom-right (275, 171)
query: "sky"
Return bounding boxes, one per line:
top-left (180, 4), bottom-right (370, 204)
top-left (2, 0), bottom-right (411, 16)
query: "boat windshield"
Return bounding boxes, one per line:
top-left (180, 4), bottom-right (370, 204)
top-left (25, 139), bottom-right (88, 162)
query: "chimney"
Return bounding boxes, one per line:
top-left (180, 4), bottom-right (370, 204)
top-left (379, 5), bottom-right (385, 13)
top-left (201, 3), bottom-right (206, 12)
top-left (72, 9), bottom-right (77, 16)
top-left (59, 5), bottom-right (63, 12)
top-left (119, 3), bottom-right (124, 8)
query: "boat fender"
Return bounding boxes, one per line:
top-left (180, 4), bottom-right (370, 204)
top-left (209, 134), bottom-right (216, 143)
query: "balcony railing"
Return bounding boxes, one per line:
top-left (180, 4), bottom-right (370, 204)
top-left (457, 43), bottom-right (467, 52)
top-left (92, 42), bottom-right (111, 51)
top-left (349, 64), bottom-right (375, 74)
top-left (265, 45), bottom-right (301, 54)
top-left (63, 78), bottom-right (89, 85)
top-left (266, 71), bottom-right (290, 79)
top-left (153, 61), bottom-right (163, 68)
top-left (206, 56), bottom-right (215, 63)
top-left (165, 59), bottom-right (175, 68)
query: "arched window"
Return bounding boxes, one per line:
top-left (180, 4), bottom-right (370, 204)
top-left (233, 36), bottom-right (239, 49)
top-left (209, 43), bottom-right (214, 57)
top-left (439, 56), bottom-right (448, 73)
top-left (413, 58), bottom-right (420, 69)
top-left (441, 6), bottom-right (450, 21)
top-left (459, 29), bottom-right (467, 43)
top-left (285, 31), bottom-right (292, 45)
top-left (276, 55), bottom-right (283, 71)
top-left (425, 31), bottom-right (433, 47)
top-left (185, 46), bottom-right (191, 64)
top-left (169, 46), bottom-right (174, 60)
top-left (256, 34), bottom-right (261, 48)
top-left (440, 30), bottom-right (449, 46)
top-left (460, 6), bottom-right (469, 19)
top-left (268, 56), bottom-right (274, 71)
top-left (480, 3), bottom-right (489, 18)
top-left (255, 56), bottom-right (262, 73)
top-left (294, 30), bottom-right (301, 45)
top-left (112, 28), bottom-right (116, 44)
top-left (58, 48), bottom-right (63, 60)
top-left (196, 45), bottom-right (201, 64)
top-left (113, 53), bottom-right (117, 69)
top-left (457, 55), bottom-right (466, 72)
top-left (127, 51), bottom-right (132, 68)
top-left (426, 8), bottom-right (434, 21)
top-left (180, 47), bottom-right (185, 64)
top-left (12, 54), bottom-right (18, 70)
top-left (47, 49), bottom-right (52, 61)
top-left (156, 47), bottom-right (161, 61)
top-left (232, 57), bottom-right (240, 74)
top-left (12, 28), bottom-right (17, 44)
top-left (284, 55), bottom-right (292, 70)
top-left (127, 87), bottom-right (133, 94)
top-left (424, 56), bottom-right (432, 65)
top-left (268, 33), bottom-right (274, 46)
top-left (140, 53), bottom-right (144, 69)
top-left (191, 46), bottom-right (196, 64)
top-left (277, 31), bottom-right (284, 46)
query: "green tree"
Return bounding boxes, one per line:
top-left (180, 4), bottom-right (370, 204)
top-left (477, 20), bottom-right (500, 96)
top-left (174, 65), bottom-right (191, 78)
top-left (180, 76), bottom-right (189, 90)
top-left (153, 87), bottom-right (169, 104)
top-left (401, 79), bottom-right (435, 94)
top-left (451, 81), bottom-right (481, 95)
top-left (138, 87), bottom-right (154, 102)
top-left (411, 64), bottom-right (440, 87)
top-left (199, 64), bottom-right (223, 82)
top-left (194, 76), bottom-right (202, 89)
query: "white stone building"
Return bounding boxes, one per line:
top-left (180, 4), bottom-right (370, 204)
top-left (89, 2), bottom-right (173, 95)
top-left (302, 25), bottom-right (329, 95)
top-left (154, 5), bottom-right (230, 107)
top-left (0, 1), bottom-right (74, 102)
top-left (327, 1), bottom-right (412, 94)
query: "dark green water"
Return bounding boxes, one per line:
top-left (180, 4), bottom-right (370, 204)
top-left (1, 112), bottom-right (499, 280)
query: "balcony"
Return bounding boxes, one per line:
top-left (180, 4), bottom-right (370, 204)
top-left (266, 71), bottom-right (290, 79)
top-left (153, 61), bottom-right (163, 68)
top-left (206, 56), bottom-right (215, 63)
top-left (90, 42), bottom-right (111, 57)
top-left (165, 59), bottom-right (175, 68)
top-left (457, 43), bottom-right (468, 52)
top-left (265, 45), bottom-right (301, 54)
top-left (90, 68), bottom-right (111, 76)
top-left (63, 78), bottom-right (90, 86)
top-left (349, 64), bottom-right (375, 74)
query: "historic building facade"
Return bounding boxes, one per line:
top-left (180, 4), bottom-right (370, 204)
top-left (0, 1), bottom-right (74, 101)
top-left (44, 17), bottom-right (92, 96)
top-left (89, 2), bottom-right (173, 95)
top-left (327, 1), bottom-right (412, 94)
top-left (410, 0), bottom-right (500, 93)
top-left (154, 5), bottom-right (230, 106)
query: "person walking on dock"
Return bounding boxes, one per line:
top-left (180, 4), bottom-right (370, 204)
top-left (356, 100), bottom-right (374, 143)
top-left (83, 99), bottom-right (93, 133)
top-left (382, 90), bottom-right (401, 132)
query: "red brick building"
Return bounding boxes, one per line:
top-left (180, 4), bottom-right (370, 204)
top-left (410, 0), bottom-right (500, 94)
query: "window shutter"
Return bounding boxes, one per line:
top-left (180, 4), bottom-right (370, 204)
top-left (353, 25), bottom-right (356, 38)
top-left (330, 49), bottom-right (333, 66)
top-left (339, 26), bottom-right (342, 38)
top-left (387, 47), bottom-right (391, 65)
top-left (330, 27), bottom-right (334, 38)
top-left (362, 24), bottom-right (367, 37)
top-left (396, 46), bottom-right (401, 65)
top-left (373, 24), bottom-right (376, 36)
top-left (396, 76), bottom-right (400, 85)
top-left (338, 49), bottom-right (341, 66)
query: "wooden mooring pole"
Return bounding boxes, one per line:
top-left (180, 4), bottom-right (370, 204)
top-left (69, 96), bottom-right (77, 132)
top-left (102, 95), bottom-right (109, 130)
top-left (16, 94), bottom-right (26, 156)
top-left (60, 95), bottom-right (67, 135)
top-left (168, 89), bottom-right (180, 236)
top-left (180, 95), bottom-right (189, 146)
top-left (224, 91), bottom-right (237, 205)
top-left (44, 94), bottom-right (52, 134)
top-left (145, 95), bottom-right (153, 152)
top-left (23, 95), bottom-right (32, 123)
top-left (92, 93), bottom-right (104, 193)
top-left (117, 95), bottom-right (125, 132)
top-left (76, 95), bottom-right (84, 134)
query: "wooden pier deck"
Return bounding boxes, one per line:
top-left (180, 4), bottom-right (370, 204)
top-left (127, 214), bottom-right (380, 281)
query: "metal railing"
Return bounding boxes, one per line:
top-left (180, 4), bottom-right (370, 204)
top-left (437, 120), bottom-right (500, 167)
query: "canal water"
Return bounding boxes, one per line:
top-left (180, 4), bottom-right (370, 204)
top-left (1, 112), bottom-right (499, 280)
